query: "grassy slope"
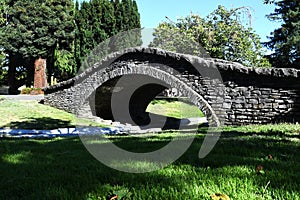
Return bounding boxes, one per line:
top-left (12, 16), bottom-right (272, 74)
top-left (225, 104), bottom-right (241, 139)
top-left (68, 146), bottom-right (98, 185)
top-left (0, 98), bottom-right (102, 129)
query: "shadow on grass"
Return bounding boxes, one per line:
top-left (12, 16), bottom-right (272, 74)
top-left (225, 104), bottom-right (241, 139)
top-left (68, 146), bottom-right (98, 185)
top-left (220, 129), bottom-right (300, 139)
top-left (0, 131), bottom-right (299, 199)
top-left (2, 117), bottom-right (74, 130)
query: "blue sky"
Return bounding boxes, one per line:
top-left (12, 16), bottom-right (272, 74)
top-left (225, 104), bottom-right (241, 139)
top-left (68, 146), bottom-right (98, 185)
top-left (135, 0), bottom-right (280, 42)
top-left (77, 0), bottom-right (281, 43)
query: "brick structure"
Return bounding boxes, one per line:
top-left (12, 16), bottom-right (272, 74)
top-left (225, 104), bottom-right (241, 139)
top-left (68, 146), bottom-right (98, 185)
top-left (34, 58), bottom-right (48, 88)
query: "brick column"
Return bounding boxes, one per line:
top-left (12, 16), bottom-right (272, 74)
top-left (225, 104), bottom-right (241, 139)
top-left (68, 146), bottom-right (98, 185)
top-left (34, 58), bottom-right (48, 88)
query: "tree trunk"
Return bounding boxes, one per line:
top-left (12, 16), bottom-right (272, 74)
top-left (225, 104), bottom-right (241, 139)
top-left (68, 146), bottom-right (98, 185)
top-left (8, 54), bottom-right (18, 94)
top-left (26, 58), bottom-right (35, 87)
top-left (47, 47), bottom-right (55, 83)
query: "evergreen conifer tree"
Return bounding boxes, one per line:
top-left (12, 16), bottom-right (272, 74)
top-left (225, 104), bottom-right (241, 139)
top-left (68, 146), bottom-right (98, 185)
top-left (264, 0), bottom-right (300, 68)
top-left (0, 0), bottom-right (75, 91)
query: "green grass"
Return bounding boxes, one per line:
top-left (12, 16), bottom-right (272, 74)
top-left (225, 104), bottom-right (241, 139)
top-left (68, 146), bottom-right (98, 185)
top-left (147, 99), bottom-right (205, 119)
top-left (0, 97), bottom-right (299, 199)
top-left (0, 98), bottom-right (103, 129)
top-left (0, 125), bottom-right (299, 199)
top-left (0, 98), bottom-right (204, 130)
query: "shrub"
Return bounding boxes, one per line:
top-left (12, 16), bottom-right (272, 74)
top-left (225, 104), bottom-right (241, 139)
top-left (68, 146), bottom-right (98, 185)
top-left (20, 88), bottom-right (44, 95)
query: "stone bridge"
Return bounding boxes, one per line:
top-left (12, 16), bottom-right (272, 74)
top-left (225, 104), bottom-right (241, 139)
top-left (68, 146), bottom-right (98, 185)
top-left (44, 47), bottom-right (300, 126)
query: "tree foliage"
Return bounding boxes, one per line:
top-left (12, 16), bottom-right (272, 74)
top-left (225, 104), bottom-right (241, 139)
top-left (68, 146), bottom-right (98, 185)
top-left (0, 0), bottom-right (75, 87)
top-left (150, 6), bottom-right (271, 68)
top-left (74, 0), bottom-right (141, 71)
top-left (0, 0), bottom-right (141, 92)
top-left (1, 0), bottom-right (74, 60)
top-left (0, 0), bottom-right (8, 27)
top-left (0, 0), bottom-right (8, 85)
top-left (264, 0), bottom-right (300, 68)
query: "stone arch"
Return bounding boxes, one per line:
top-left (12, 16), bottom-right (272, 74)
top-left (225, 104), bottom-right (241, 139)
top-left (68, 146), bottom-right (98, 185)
top-left (73, 64), bottom-right (220, 127)
top-left (91, 75), bottom-right (169, 125)
top-left (44, 47), bottom-right (300, 126)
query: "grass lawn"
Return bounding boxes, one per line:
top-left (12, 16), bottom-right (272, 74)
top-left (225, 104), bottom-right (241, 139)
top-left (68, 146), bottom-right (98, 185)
top-left (0, 97), bottom-right (102, 129)
top-left (0, 98), bottom-right (202, 130)
top-left (147, 99), bottom-right (204, 119)
top-left (0, 125), bottom-right (299, 199)
top-left (0, 97), bottom-right (299, 199)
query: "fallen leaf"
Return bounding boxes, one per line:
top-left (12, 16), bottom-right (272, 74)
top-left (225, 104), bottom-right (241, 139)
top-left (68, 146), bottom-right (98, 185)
top-left (109, 195), bottom-right (118, 200)
top-left (256, 165), bottom-right (265, 175)
top-left (211, 193), bottom-right (230, 200)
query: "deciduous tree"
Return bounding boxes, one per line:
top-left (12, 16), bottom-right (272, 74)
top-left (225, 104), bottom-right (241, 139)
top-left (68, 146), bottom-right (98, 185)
top-left (150, 6), bottom-right (271, 68)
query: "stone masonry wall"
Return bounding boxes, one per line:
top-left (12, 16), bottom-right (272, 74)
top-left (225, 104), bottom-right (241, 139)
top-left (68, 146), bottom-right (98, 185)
top-left (44, 47), bottom-right (300, 126)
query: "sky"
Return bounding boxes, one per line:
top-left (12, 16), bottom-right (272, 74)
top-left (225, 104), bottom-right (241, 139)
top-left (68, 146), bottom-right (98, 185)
top-left (135, 0), bottom-right (280, 42)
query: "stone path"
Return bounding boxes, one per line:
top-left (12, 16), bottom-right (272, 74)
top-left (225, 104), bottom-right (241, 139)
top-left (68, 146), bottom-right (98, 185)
top-left (78, 111), bottom-right (208, 134)
top-left (0, 127), bottom-right (124, 138)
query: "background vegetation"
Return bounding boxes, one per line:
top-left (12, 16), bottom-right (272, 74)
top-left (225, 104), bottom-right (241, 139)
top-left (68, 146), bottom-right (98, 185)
top-left (0, 0), bottom-right (299, 93)
top-left (150, 6), bottom-right (271, 68)
top-left (0, 0), bottom-right (140, 93)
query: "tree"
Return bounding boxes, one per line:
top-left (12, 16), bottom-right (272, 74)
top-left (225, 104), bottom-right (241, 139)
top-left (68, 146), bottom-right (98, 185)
top-left (0, 0), bottom-right (8, 27)
top-left (120, 0), bottom-right (140, 31)
top-left (100, 0), bottom-right (116, 37)
top-left (0, 0), bottom-right (8, 86)
top-left (0, 0), bottom-right (75, 91)
top-left (121, 0), bottom-right (131, 31)
top-left (0, 0), bottom-right (142, 91)
top-left (150, 6), bottom-right (271, 68)
top-left (150, 20), bottom-right (206, 56)
top-left (131, 0), bottom-right (141, 29)
top-left (75, 0), bottom-right (110, 71)
top-left (75, 0), bottom-right (141, 72)
top-left (264, 0), bottom-right (300, 68)
top-left (113, 0), bottom-right (124, 32)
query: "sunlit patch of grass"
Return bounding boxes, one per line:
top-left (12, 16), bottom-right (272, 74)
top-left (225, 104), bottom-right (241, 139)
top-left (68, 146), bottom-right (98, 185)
top-left (109, 160), bottom-right (163, 173)
top-left (0, 99), bottom-right (104, 129)
top-left (147, 99), bottom-right (205, 119)
top-left (223, 123), bottom-right (300, 134)
top-left (2, 151), bottom-right (32, 164)
top-left (220, 123), bottom-right (300, 142)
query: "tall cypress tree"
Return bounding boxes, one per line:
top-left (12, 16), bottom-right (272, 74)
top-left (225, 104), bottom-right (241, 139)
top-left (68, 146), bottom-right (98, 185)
top-left (74, 0), bottom-right (81, 70)
top-left (100, 0), bottom-right (116, 36)
top-left (113, 0), bottom-right (124, 32)
top-left (121, 0), bottom-right (131, 31)
top-left (132, 0), bottom-right (141, 29)
top-left (74, 0), bottom-right (141, 72)
top-left (75, 0), bottom-right (108, 70)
